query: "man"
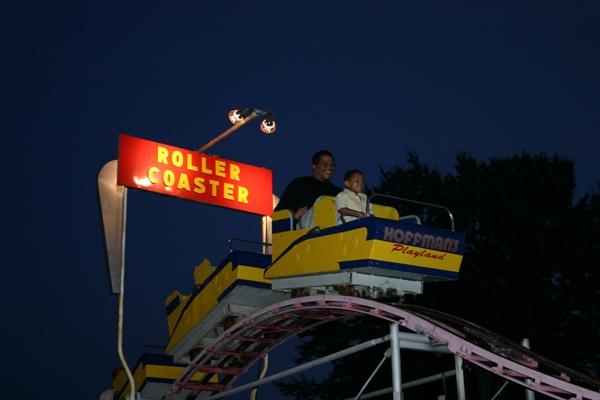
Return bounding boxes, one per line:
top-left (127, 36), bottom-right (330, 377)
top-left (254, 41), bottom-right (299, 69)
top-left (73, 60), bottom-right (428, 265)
top-left (274, 150), bottom-right (343, 228)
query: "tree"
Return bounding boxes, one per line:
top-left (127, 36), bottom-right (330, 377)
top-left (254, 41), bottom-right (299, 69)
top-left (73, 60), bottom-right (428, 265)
top-left (275, 151), bottom-right (600, 399)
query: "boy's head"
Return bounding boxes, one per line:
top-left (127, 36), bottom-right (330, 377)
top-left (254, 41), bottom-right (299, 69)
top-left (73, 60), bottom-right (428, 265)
top-left (343, 170), bottom-right (365, 194)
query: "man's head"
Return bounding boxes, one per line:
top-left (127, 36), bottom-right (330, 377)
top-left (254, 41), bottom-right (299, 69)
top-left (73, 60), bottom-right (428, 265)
top-left (311, 150), bottom-right (335, 182)
top-left (343, 169), bottom-right (365, 194)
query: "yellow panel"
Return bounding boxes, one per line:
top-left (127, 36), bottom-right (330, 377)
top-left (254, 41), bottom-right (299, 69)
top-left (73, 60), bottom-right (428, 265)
top-left (271, 229), bottom-right (307, 260)
top-left (272, 209), bottom-right (294, 229)
top-left (166, 262), bottom-right (270, 353)
top-left (266, 227), bottom-right (372, 278)
top-left (165, 265), bottom-right (224, 352)
top-left (266, 226), bottom-right (462, 279)
top-left (236, 265), bottom-right (272, 284)
top-left (313, 196), bottom-right (337, 228)
top-left (165, 291), bottom-right (183, 335)
top-left (114, 361), bottom-right (216, 399)
top-left (145, 364), bottom-right (209, 381)
top-left (193, 259), bottom-right (214, 285)
top-left (371, 203), bottom-right (400, 220)
top-left (369, 240), bottom-right (463, 272)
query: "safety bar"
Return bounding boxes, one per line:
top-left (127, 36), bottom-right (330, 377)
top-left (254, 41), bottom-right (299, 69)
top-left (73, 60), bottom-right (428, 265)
top-left (228, 237), bottom-right (272, 252)
top-left (367, 194), bottom-right (456, 231)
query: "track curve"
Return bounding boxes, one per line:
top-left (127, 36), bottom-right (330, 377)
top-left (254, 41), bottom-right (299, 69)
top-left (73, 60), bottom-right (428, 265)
top-left (169, 295), bottom-right (600, 400)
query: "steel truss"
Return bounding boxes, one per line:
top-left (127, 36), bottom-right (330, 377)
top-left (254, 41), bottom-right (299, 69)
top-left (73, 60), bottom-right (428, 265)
top-left (166, 295), bottom-right (600, 400)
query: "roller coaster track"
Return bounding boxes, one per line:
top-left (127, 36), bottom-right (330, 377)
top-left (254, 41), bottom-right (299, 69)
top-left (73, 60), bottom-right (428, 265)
top-left (168, 295), bottom-right (600, 400)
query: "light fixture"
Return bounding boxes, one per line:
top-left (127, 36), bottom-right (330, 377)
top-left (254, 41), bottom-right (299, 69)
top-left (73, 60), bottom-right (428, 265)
top-left (260, 113), bottom-right (276, 134)
top-left (198, 107), bottom-right (276, 153)
top-left (228, 108), bottom-right (252, 124)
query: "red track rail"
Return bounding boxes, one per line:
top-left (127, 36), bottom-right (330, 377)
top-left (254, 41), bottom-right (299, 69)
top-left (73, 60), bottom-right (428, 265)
top-left (168, 295), bottom-right (600, 400)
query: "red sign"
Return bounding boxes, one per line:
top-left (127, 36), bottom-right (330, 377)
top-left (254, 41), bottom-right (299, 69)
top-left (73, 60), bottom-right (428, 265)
top-left (117, 134), bottom-right (273, 216)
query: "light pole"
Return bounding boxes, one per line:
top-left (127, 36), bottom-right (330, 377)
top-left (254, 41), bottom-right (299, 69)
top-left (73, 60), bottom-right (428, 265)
top-left (197, 108), bottom-right (276, 153)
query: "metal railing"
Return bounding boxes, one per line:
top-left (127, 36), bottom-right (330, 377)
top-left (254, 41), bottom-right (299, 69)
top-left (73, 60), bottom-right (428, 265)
top-left (367, 193), bottom-right (456, 231)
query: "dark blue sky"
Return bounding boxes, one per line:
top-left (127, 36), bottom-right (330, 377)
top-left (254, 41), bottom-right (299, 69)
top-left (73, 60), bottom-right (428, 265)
top-left (2, 1), bottom-right (599, 399)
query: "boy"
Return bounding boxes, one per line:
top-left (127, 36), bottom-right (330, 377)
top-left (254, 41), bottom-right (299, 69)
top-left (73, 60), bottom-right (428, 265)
top-left (335, 169), bottom-right (374, 224)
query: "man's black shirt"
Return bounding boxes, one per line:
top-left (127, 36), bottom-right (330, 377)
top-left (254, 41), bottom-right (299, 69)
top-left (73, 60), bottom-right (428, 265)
top-left (274, 176), bottom-right (342, 214)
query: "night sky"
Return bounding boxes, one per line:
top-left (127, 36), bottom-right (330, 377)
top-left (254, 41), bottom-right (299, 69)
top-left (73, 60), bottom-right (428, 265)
top-left (2, 1), bottom-right (599, 399)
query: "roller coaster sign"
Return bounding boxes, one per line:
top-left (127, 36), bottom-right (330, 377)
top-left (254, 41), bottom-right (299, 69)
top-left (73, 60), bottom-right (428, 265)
top-left (117, 134), bottom-right (273, 216)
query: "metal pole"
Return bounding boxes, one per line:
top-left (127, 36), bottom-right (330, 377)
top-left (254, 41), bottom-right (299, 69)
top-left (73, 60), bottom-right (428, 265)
top-left (490, 381), bottom-right (509, 400)
top-left (197, 113), bottom-right (258, 153)
top-left (455, 355), bottom-right (466, 400)
top-left (344, 370), bottom-right (457, 400)
top-left (390, 323), bottom-right (403, 400)
top-left (117, 187), bottom-right (136, 400)
top-left (201, 335), bottom-right (390, 400)
top-left (521, 338), bottom-right (535, 400)
top-left (354, 348), bottom-right (391, 400)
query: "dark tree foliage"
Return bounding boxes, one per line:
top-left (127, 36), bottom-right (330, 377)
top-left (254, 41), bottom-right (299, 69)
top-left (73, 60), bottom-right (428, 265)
top-left (275, 151), bottom-right (600, 399)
